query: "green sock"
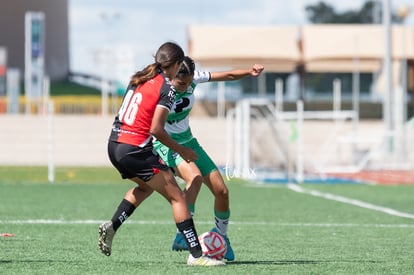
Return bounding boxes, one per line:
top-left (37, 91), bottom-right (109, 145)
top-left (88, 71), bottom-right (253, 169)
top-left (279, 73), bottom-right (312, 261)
top-left (188, 204), bottom-right (195, 216)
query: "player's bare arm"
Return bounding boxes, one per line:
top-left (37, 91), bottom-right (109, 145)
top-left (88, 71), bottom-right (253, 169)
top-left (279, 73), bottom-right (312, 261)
top-left (209, 64), bottom-right (264, 81)
top-left (150, 106), bottom-right (198, 162)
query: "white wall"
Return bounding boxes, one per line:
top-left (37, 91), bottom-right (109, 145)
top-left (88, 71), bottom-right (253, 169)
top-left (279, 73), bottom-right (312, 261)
top-left (0, 115), bottom-right (228, 167)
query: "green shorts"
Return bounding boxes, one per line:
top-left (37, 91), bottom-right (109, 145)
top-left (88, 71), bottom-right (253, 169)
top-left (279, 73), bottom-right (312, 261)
top-left (153, 138), bottom-right (217, 176)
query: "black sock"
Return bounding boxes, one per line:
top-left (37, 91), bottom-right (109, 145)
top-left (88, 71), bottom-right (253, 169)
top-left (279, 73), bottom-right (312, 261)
top-left (110, 199), bottom-right (136, 231)
top-left (176, 218), bottom-right (202, 258)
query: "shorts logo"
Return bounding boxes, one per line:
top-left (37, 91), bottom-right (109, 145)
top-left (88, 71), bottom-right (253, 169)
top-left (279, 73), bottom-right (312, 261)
top-left (172, 152), bottom-right (180, 160)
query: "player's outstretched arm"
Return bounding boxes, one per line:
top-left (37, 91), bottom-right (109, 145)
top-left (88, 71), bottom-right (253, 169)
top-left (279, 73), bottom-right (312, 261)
top-left (209, 64), bottom-right (264, 82)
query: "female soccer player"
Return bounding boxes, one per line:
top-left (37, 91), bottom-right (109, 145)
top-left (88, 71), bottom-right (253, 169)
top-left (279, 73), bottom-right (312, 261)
top-left (153, 56), bottom-right (264, 261)
top-left (99, 43), bottom-right (224, 266)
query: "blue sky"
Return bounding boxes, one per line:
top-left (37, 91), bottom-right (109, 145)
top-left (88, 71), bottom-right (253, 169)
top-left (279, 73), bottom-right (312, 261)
top-left (69, 0), bottom-right (414, 80)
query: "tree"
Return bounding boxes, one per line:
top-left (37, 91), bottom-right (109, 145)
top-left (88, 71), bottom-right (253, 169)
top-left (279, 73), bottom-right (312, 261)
top-left (305, 1), bottom-right (403, 24)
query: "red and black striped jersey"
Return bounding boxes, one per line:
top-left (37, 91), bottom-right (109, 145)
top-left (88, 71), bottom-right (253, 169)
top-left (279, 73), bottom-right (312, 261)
top-left (109, 72), bottom-right (176, 146)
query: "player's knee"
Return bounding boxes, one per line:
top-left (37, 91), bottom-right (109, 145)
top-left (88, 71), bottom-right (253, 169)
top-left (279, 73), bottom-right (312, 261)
top-left (172, 188), bottom-right (186, 204)
top-left (216, 185), bottom-right (229, 199)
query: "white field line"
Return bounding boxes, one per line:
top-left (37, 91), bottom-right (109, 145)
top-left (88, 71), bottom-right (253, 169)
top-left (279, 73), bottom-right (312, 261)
top-left (0, 219), bottom-right (414, 228)
top-left (287, 183), bottom-right (414, 219)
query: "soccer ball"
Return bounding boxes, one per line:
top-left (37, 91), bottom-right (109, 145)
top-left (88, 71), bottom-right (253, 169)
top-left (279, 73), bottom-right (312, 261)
top-left (198, 231), bottom-right (227, 260)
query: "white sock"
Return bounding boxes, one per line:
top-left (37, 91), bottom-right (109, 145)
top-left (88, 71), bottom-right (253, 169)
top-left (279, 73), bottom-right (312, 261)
top-left (214, 216), bottom-right (229, 236)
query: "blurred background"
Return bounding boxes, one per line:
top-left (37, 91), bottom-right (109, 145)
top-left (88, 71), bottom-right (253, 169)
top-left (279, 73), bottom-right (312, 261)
top-left (0, 0), bottom-right (413, 183)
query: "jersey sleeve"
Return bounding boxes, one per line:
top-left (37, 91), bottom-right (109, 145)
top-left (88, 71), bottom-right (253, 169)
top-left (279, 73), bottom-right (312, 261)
top-left (193, 70), bottom-right (211, 84)
top-left (158, 81), bottom-right (176, 111)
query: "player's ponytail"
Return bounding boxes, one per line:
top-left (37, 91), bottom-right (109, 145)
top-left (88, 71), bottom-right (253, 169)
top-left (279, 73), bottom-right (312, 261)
top-left (129, 42), bottom-right (184, 87)
top-left (129, 63), bottom-right (158, 87)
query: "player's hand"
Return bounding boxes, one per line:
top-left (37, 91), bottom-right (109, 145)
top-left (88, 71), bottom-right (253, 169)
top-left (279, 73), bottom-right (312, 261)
top-left (251, 64), bottom-right (264, 76)
top-left (179, 146), bottom-right (198, 163)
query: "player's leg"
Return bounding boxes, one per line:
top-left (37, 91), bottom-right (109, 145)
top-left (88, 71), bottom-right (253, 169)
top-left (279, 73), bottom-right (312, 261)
top-left (154, 140), bottom-right (203, 208)
top-left (174, 161), bottom-right (203, 214)
top-left (191, 137), bottom-right (234, 261)
top-left (190, 138), bottom-right (231, 234)
top-left (99, 180), bottom-right (153, 256)
top-left (171, 161), bottom-right (204, 251)
top-left (155, 141), bottom-right (204, 251)
top-left (202, 170), bottom-right (234, 261)
top-left (100, 141), bottom-right (161, 256)
top-left (103, 141), bottom-right (223, 265)
top-left (148, 169), bottom-right (224, 266)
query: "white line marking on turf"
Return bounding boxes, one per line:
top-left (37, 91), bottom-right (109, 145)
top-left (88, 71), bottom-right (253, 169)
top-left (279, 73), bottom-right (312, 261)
top-left (0, 219), bottom-right (414, 228)
top-left (287, 183), bottom-right (414, 219)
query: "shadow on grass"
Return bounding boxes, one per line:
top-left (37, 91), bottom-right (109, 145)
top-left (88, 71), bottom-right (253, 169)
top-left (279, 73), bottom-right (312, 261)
top-left (227, 260), bottom-right (319, 265)
top-left (0, 260), bottom-right (77, 264)
top-left (227, 259), bottom-right (382, 265)
top-left (0, 259), bottom-right (382, 266)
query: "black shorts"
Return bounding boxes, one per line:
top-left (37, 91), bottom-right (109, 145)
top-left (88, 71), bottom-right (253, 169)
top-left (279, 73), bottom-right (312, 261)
top-left (107, 140), bottom-right (169, 182)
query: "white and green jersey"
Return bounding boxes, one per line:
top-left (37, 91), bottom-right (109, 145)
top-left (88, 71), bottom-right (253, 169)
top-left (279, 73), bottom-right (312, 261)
top-left (164, 70), bottom-right (211, 144)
